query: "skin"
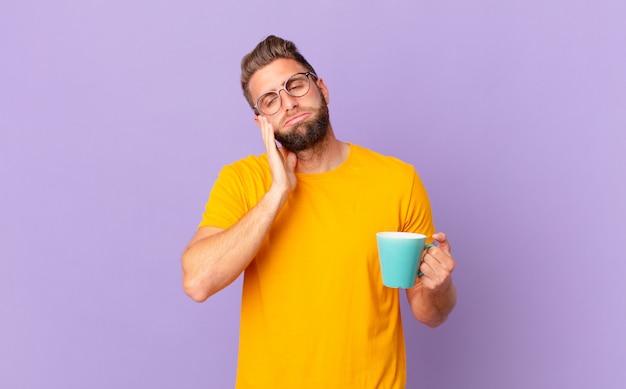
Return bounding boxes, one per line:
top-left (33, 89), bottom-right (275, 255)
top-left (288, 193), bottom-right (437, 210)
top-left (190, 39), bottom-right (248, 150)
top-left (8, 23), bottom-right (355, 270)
top-left (408, 232), bottom-right (457, 327)
top-left (182, 58), bottom-right (456, 327)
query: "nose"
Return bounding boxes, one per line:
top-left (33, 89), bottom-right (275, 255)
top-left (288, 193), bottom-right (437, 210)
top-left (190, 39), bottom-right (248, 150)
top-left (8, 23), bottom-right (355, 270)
top-left (279, 89), bottom-right (299, 111)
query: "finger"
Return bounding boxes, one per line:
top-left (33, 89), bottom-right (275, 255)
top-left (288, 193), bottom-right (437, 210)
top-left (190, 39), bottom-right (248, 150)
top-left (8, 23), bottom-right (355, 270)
top-left (419, 257), bottom-right (433, 276)
top-left (432, 232), bottom-right (451, 255)
top-left (423, 247), bottom-right (456, 277)
top-left (422, 250), bottom-right (439, 267)
top-left (284, 150), bottom-right (297, 172)
top-left (259, 116), bottom-right (269, 143)
top-left (278, 144), bottom-right (289, 160)
top-left (260, 117), bottom-right (278, 155)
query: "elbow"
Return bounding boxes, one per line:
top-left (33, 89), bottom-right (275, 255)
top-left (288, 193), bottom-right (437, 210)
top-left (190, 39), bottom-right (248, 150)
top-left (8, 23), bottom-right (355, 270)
top-left (182, 269), bottom-right (214, 303)
top-left (181, 247), bottom-right (235, 302)
top-left (181, 251), bottom-right (214, 303)
top-left (183, 279), bottom-right (211, 303)
top-left (419, 314), bottom-right (448, 329)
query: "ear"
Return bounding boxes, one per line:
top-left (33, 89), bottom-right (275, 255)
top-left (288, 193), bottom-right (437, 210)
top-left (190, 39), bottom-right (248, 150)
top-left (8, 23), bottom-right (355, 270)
top-left (253, 114), bottom-right (262, 128)
top-left (316, 78), bottom-right (330, 105)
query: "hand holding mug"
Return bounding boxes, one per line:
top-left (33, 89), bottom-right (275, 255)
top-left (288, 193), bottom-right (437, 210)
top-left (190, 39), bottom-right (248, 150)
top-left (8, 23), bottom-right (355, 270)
top-left (418, 232), bottom-right (455, 292)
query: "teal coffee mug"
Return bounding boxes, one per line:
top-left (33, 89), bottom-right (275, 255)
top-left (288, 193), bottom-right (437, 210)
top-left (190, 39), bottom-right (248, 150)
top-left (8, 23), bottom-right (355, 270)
top-left (376, 232), bottom-right (434, 288)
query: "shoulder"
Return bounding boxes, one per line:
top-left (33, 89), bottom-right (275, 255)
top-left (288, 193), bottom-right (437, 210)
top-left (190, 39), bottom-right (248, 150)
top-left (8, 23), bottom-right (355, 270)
top-left (349, 144), bottom-right (416, 176)
top-left (222, 153), bottom-right (269, 173)
top-left (218, 153), bottom-right (270, 184)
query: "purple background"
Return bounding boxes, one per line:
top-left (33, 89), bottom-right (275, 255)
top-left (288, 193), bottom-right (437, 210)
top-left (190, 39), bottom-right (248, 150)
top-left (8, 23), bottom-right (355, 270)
top-left (2, 1), bottom-right (625, 388)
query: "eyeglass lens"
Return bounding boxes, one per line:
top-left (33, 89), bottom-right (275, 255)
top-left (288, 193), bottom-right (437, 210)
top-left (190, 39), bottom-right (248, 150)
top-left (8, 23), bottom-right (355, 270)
top-left (257, 73), bottom-right (311, 115)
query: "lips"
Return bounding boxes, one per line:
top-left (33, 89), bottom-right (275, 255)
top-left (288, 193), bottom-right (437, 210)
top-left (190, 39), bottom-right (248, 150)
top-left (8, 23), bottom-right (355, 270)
top-left (284, 112), bottom-right (310, 127)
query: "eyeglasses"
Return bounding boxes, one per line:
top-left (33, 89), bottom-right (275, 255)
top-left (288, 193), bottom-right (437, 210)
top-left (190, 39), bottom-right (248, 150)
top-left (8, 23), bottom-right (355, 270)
top-left (253, 72), bottom-right (317, 116)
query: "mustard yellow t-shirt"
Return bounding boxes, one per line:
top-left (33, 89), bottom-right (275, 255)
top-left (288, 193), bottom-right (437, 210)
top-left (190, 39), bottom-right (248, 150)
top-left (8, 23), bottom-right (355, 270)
top-left (200, 144), bottom-right (435, 389)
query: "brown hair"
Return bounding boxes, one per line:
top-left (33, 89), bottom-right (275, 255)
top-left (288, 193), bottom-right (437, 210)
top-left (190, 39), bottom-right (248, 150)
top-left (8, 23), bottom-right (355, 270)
top-left (241, 35), bottom-right (317, 108)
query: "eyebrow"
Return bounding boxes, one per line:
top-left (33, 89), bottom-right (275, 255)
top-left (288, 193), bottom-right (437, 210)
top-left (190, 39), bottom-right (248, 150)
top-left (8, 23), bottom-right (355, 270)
top-left (259, 72), bottom-right (307, 96)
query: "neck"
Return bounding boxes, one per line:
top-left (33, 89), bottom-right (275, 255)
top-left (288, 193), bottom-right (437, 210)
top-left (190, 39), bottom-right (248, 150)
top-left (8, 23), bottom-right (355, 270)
top-left (293, 126), bottom-right (349, 174)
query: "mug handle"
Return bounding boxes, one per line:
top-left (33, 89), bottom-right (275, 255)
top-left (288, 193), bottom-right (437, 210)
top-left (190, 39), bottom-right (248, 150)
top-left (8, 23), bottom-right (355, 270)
top-left (417, 243), bottom-right (435, 277)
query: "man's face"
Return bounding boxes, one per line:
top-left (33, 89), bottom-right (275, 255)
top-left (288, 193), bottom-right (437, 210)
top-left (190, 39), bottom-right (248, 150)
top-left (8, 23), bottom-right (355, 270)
top-left (250, 58), bottom-right (330, 152)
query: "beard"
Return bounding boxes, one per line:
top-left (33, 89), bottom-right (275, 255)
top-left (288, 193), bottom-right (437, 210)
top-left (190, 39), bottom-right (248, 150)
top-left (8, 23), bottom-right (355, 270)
top-left (274, 100), bottom-right (330, 153)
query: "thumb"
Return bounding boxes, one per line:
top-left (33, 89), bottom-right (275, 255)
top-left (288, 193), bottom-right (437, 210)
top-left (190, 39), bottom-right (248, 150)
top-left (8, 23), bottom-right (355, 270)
top-left (283, 150), bottom-right (297, 172)
top-left (432, 232), bottom-right (451, 255)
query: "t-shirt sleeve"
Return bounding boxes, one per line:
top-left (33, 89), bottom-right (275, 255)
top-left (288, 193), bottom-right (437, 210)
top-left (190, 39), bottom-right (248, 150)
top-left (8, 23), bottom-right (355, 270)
top-left (198, 164), bottom-right (251, 230)
top-left (402, 168), bottom-right (436, 242)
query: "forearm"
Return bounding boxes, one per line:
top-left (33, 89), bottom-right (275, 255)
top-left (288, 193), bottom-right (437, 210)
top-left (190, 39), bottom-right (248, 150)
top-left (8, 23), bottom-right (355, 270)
top-left (182, 187), bottom-right (287, 302)
top-left (407, 281), bottom-right (457, 328)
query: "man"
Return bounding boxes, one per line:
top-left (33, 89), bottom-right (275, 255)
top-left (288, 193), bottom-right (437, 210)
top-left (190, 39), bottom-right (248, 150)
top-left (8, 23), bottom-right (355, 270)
top-left (182, 35), bottom-right (456, 388)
